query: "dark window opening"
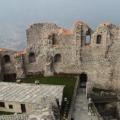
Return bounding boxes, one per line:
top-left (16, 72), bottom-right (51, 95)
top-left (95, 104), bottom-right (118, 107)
top-left (29, 52), bottom-right (36, 63)
top-left (54, 54), bottom-right (61, 63)
top-left (81, 39), bottom-right (84, 47)
top-left (3, 55), bottom-right (11, 64)
top-left (9, 105), bottom-right (13, 109)
top-left (81, 29), bottom-right (84, 47)
top-left (52, 34), bottom-right (57, 45)
top-left (48, 33), bottom-right (57, 45)
top-left (0, 102), bottom-right (5, 108)
top-left (3, 74), bottom-right (16, 82)
top-left (21, 104), bottom-right (26, 113)
top-left (96, 35), bottom-right (102, 44)
top-left (79, 73), bottom-right (87, 88)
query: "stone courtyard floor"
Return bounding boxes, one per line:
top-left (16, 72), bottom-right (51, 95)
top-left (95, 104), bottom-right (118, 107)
top-left (72, 88), bottom-right (89, 120)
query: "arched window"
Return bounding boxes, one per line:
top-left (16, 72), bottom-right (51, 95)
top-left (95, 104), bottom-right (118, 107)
top-left (85, 35), bottom-right (91, 45)
top-left (3, 55), bottom-right (11, 64)
top-left (85, 30), bottom-right (91, 45)
top-left (54, 54), bottom-right (61, 63)
top-left (29, 52), bottom-right (36, 63)
top-left (96, 35), bottom-right (102, 44)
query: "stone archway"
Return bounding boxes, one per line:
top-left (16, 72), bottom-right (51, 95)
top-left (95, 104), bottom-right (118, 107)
top-left (79, 73), bottom-right (88, 88)
top-left (3, 55), bottom-right (11, 64)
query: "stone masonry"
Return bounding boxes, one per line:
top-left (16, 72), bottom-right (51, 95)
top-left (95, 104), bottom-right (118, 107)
top-left (0, 21), bottom-right (120, 91)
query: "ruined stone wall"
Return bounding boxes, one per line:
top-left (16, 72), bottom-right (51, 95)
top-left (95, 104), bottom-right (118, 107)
top-left (25, 23), bottom-right (78, 76)
top-left (25, 21), bottom-right (120, 91)
top-left (25, 23), bottom-right (59, 75)
top-left (81, 22), bottom-right (120, 90)
top-left (0, 21), bottom-right (120, 91)
top-left (0, 50), bottom-right (16, 74)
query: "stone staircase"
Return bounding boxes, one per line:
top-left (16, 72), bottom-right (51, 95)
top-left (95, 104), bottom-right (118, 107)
top-left (72, 88), bottom-right (89, 120)
top-left (72, 88), bottom-right (104, 120)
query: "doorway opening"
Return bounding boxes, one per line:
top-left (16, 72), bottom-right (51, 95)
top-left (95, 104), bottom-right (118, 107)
top-left (21, 104), bottom-right (26, 113)
top-left (79, 73), bottom-right (87, 88)
top-left (3, 74), bottom-right (16, 82)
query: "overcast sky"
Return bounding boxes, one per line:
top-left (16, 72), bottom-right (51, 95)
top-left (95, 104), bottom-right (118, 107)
top-left (0, 0), bottom-right (120, 50)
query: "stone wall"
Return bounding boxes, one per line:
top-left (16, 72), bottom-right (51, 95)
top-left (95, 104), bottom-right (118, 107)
top-left (1, 21), bottom-right (120, 91)
top-left (25, 21), bottom-right (120, 91)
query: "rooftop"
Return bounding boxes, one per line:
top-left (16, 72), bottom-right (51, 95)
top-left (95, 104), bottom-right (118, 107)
top-left (0, 82), bottom-right (64, 104)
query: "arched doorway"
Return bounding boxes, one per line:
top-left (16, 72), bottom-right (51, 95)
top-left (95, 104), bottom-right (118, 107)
top-left (79, 73), bottom-right (87, 88)
top-left (96, 34), bottom-right (102, 44)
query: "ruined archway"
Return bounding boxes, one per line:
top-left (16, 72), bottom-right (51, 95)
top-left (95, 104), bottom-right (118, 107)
top-left (79, 73), bottom-right (88, 88)
top-left (3, 55), bottom-right (11, 64)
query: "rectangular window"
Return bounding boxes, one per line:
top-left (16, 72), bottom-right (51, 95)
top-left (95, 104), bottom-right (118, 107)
top-left (9, 105), bottom-right (13, 109)
top-left (0, 102), bottom-right (5, 108)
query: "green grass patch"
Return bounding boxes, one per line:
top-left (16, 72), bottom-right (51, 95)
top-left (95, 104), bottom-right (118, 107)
top-left (20, 75), bottom-right (76, 117)
top-left (0, 111), bottom-right (14, 115)
top-left (22, 75), bottom-right (76, 100)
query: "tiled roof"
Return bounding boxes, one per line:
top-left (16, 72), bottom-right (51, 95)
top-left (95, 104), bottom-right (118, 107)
top-left (0, 48), bottom-right (8, 52)
top-left (59, 28), bottom-right (73, 36)
top-left (0, 82), bottom-right (64, 105)
top-left (14, 51), bottom-right (26, 57)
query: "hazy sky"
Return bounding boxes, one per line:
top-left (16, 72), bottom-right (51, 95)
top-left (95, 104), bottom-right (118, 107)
top-left (0, 0), bottom-right (120, 50)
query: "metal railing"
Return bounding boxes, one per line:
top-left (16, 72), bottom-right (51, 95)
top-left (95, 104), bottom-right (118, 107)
top-left (0, 114), bottom-right (28, 120)
top-left (89, 102), bottom-right (103, 120)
